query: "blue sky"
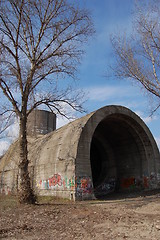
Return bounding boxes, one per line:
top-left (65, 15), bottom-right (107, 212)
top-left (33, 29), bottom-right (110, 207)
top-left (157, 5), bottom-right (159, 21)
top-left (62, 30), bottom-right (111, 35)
top-left (76, 0), bottom-right (160, 148)
top-left (0, 0), bottom-right (160, 155)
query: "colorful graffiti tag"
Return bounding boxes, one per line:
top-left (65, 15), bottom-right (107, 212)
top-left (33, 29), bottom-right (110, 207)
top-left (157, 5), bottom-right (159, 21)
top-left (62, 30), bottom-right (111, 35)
top-left (37, 174), bottom-right (93, 194)
top-left (63, 176), bottom-right (75, 190)
top-left (37, 172), bottom-right (160, 196)
top-left (121, 177), bottom-right (136, 189)
top-left (49, 174), bottom-right (62, 187)
top-left (120, 175), bottom-right (158, 190)
top-left (94, 177), bottom-right (116, 197)
top-left (76, 176), bottom-right (93, 194)
top-left (37, 173), bottom-right (75, 190)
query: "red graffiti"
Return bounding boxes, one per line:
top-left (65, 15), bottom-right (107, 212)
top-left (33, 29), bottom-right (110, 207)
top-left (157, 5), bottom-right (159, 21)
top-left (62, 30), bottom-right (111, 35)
top-left (49, 174), bottom-right (62, 187)
top-left (81, 179), bottom-right (88, 189)
top-left (143, 177), bottom-right (149, 188)
top-left (121, 176), bottom-right (150, 189)
top-left (121, 177), bottom-right (135, 189)
top-left (75, 177), bottom-right (93, 193)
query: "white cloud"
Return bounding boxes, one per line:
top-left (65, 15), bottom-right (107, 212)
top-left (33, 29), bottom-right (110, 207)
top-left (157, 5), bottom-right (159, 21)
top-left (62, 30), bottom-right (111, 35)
top-left (87, 85), bottom-right (123, 101)
top-left (135, 110), bottom-right (158, 124)
top-left (0, 140), bottom-right (10, 156)
top-left (0, 119), bottom-right (19, 156)
top-left (56, 111), bottom-right (82, 129)
top-left (86, 84), bottom-right (140, 102)
top-left (54, 101), bottom-right (83, 129)
top-left (7, 120), bottom-right (19, 138)
top-left (57, 115), bottom-right (71, 129)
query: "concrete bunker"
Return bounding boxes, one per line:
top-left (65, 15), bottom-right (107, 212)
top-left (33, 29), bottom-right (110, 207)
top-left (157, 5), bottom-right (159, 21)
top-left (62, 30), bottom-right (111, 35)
top-left (0, 105), bottom-right (160, 200)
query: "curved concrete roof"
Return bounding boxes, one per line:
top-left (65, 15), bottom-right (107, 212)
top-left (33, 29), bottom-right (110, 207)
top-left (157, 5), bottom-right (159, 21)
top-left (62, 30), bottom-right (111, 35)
top-left (0, 105), bottom-right (159, 172)
top-left (0, 109), bottom-right (92, 172)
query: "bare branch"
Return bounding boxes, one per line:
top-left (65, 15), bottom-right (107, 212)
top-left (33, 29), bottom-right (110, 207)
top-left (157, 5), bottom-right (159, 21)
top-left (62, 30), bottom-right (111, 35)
top-left (0, 78), bottom-right (20, 116)
top-left (0, 110), bottom-right (15, 137)
top-left (111, 1), bottom-right (160, 113)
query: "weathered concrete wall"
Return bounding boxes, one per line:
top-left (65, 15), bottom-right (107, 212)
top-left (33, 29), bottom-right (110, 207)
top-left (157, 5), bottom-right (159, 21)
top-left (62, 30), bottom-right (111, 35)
top-left (0, 105), bottom-right (160, 200)
top-left (0, 118), bottom-right (86, 200)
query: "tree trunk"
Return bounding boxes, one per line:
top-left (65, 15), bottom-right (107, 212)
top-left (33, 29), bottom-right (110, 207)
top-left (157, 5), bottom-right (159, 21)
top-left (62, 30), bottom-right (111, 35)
top-left (18, 112), bottom-right (36, 204)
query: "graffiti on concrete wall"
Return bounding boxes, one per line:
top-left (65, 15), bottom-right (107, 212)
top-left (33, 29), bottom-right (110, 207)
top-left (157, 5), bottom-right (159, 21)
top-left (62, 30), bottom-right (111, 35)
top-left (120, 173), bottom-right (160, 190)
top-left (76, 176), bottom-right (93, 194)
top-left (31, 171), bottom-right (160, 196)
top-left (94, 177), bottom-right (116, 196)
top-left (63, 176), bottom-right (75, 190)
top-left (121, 177), bottom-right (136, 189)
top-left (149, 172), bottom-right (160, 188)
top-left (157, 171), bottom-right (160, 186)
top-left (49, 174), bottom-right (62, 187)
top-left (37, 174), bottom-right (93, 194)
top-left (143, 177), bottom-right (149, 188)
top-left (37, 173), bottom-right (75, 190)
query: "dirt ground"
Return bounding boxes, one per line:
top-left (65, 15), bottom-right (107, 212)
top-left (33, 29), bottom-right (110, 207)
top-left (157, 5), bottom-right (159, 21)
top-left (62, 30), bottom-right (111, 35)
top-left (0, 191), bottom-right (160, 240)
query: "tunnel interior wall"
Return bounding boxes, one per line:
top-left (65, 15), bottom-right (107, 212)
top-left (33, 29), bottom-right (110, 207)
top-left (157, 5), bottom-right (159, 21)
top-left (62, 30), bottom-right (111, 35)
top-left (90, 115), bottom-right (148, 198)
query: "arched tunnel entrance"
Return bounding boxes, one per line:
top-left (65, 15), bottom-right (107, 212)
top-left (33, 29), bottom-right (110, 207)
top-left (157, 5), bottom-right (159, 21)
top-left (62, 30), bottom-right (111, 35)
top-left (75, 105), bottom-right (160, 200)
top-left (90, 114), bottom-right (150, 198)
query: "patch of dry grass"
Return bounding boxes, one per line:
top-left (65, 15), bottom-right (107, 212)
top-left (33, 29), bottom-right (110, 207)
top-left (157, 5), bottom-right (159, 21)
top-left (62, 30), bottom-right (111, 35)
top-left (0, 195), bottom-right (18, 211)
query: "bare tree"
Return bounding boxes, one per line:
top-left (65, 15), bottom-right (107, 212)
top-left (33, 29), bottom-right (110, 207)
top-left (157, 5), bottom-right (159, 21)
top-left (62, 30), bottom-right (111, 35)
top-left (0, 0), bottom-right (94, 204)
top-left (111, 1), bottom-right (160, 113)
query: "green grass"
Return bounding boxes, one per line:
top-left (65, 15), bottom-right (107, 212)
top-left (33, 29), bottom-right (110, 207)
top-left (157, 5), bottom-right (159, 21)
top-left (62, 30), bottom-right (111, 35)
top-left (36, 195), bottom-right (72, 205)
top-left (36, 195), bottom-right (57, 204)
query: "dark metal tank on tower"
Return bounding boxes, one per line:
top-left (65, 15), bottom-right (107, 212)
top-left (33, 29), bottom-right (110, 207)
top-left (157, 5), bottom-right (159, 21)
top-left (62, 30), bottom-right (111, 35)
top-left (27, 110), bottom-right (56, 136)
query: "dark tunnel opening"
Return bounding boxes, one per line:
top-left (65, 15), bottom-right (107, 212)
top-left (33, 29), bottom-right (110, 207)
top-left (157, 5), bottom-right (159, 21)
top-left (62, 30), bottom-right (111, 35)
top-left (90, 114), bottom-right (145, 198)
